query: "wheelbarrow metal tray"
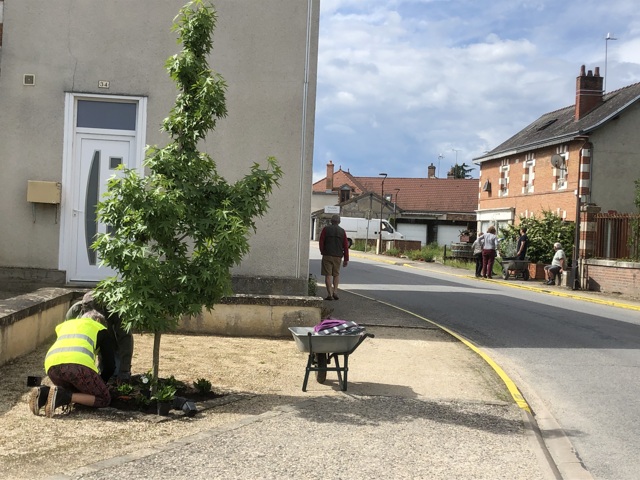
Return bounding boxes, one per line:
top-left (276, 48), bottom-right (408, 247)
top-left (289, 327), bottom-right (364, 353)
top-left (504, 260), bottom-right (530, 270)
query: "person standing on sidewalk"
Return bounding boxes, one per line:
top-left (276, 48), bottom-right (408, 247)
top-left (28, 310), bottom-right (115, 417)
top-left (472, 232), bottom-right (484, 277)
top-left (481, 225), bottom-right (499, 279)
top-left (319, 214), bottom-right (349, 301)
top-left (516, 227), bottom-right (529, 260)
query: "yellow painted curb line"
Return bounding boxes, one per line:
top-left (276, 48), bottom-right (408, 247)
top-left (347, 290), bottom-right (531, 412)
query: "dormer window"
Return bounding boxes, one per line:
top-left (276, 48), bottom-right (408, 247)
top-left (339, 185), bottom-right (351, 203)
top-left (536, 118), bottom-right (557, 131)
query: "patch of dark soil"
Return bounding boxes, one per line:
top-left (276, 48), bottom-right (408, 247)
top-left (107, 374), bottom-right (225, 414)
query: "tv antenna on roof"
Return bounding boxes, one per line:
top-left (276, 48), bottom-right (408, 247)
top-left (605, 33), bottom-right (617, 93)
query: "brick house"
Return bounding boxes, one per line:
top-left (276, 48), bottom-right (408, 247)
top-left (473, 65), bottom-right (640, 233)
top-left (312, 161), bottom-right (478, 246)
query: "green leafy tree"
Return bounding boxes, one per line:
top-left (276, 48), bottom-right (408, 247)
top-left (448, 163), bottom-right (475, 179)
top-left (500, 210), bottom-right (575, 264)
top-left (92, 0), bottom-right (283, 387)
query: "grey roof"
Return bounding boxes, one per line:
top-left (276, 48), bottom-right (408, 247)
top-left (474, 81), bottom-right (640, 162)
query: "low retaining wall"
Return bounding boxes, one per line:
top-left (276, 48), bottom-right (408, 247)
top-left (178, 294), bottom-right (321, 337)
top-left (0, 288), bottom-right (79, 367)
top-left (0, 289), bottom-right (322, 368)
top-left (584, 259), bottom-right (640, 296)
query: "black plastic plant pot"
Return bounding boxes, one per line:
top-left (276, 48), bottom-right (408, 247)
top-left (157, 401), bottom-right (172, 416)
top-left (182, 401), bottom-right (198, 417)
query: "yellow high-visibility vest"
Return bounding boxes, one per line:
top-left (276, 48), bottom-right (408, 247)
top-left (44, 318), bottom-right (106, 374)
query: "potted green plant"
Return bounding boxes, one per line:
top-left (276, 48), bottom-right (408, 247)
top-left (151, 385), bottom-right (176, 416)
top-left (193, 378), bottom-right (212, 395)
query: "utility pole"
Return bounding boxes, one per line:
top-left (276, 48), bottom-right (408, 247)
top-left (378, 173), bottom-right (387, 254)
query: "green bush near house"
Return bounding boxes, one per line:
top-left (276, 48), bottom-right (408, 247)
top-left (500, 210), bottom-right (575, 265)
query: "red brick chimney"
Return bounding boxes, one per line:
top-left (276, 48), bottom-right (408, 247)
top-left (428, 163), bottom-right (436, 178)
top-left (575, 65), bottom-right (604, 121)
top-left (325, 161), bottom-right (334, 191)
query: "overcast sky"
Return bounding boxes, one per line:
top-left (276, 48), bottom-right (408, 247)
top-left (312, 0), bottom-right (640, 182)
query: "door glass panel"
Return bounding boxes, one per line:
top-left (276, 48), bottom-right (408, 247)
top-left (109, 156), bottom-right (123, 169)
top-left (77, 100), bottom-right (137, 130)
top-left (85, 150), bottom-right (100, 266)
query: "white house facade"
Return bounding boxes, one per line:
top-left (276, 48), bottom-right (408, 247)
top-left (0, 0), bottom-right (319, 295)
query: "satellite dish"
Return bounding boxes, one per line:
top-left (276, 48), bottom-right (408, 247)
top-left (482, 180), bottom-right (491, 192)
top-left (550, 154), bottom-right (564, 168)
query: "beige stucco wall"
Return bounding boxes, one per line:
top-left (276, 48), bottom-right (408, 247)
top-left (178, 296), bottom-right (321, 337)
top-left (0, 289), bottom-right (76, 366)
top-left (589, 102), bottom-right (640, 213)
top-left (0, 0), bottom-right (319, 294)
top-left (0, 290), bottom-right (322, 367)
top-left (311, 191), bottom-right (339, 214)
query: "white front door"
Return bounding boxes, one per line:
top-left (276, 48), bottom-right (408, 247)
top-left (60, 94), bottom-right (147, 284)
top-left (71, 135), bottom-right (134, 281)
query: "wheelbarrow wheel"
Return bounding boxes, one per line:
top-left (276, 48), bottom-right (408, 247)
top-left (315, 353), bottom-right (327, 383)
top-left (502, 267), bottom-right (509, 280)
top-left (522, 269), bottom-right (530, 281)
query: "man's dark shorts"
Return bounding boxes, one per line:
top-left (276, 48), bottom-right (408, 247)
top-left (321, 255), bottom-right (342, 276)
top-left (545, 264), bottom-right (561, 279)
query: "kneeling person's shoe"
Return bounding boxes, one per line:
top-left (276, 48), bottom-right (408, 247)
top-left (28, 385), bottom-right (50, 415)
top-left (45, 386), bottom-right (73, 417)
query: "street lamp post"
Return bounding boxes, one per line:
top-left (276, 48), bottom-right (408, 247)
top-left (605, 33), bottom-right (617, 93)
top-left (378, 173), bottom-right (387, 254)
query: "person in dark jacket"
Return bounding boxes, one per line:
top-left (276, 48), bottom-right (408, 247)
top-left (516, 227), bottom-right (529, 261)
top-left (319, 215), bottom-right (349, 300)
top-left (472, 232), bottom-right (484, 277)
top-left (28, 309), bottom-right (115, 417)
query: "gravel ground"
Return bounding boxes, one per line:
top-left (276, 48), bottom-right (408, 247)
top-left (1, 321), bottom-right (551, 480)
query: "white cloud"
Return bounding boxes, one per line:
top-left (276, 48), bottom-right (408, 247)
top-left (312, 0), bottom-right (640, 183)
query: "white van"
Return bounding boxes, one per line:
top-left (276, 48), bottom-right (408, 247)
top-left (340, 217), bottom-right (404, 247)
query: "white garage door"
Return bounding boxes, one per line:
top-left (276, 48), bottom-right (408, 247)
top-left (396, 223), bottom-right (428, 245)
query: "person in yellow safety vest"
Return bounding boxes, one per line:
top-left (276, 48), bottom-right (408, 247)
top-left (66, 290), bottom-right (133, 382)
top-left (27, 310), bottom-right (116, 417)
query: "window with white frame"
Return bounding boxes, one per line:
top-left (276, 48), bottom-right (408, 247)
top-left (554, 146), bottom-right (568, 190)
top-left (498, 159), bottom-right (509, 197)
top-left (523, 153), bottom-right (535, 194)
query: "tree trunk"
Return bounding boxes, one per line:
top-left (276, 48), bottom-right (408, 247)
top-left (151, 332), bottom-right (162, 394)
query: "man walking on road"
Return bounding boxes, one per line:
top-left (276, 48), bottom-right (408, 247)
top-left (319, 214), bottom-right (349, 301)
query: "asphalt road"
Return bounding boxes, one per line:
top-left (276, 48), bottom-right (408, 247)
top-left (311, 246), bottom-right (640, 480)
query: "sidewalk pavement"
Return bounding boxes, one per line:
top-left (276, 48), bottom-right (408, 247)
top-left (36, 254), bottom-right (639, 480)
top-left (47, 288), bottom-right (556, 480)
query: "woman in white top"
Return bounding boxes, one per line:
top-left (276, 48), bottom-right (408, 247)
top-left (481, 226), bottom-right (499, 278)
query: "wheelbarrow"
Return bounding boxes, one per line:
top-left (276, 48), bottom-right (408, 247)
top-left (289, 326), bottom-right (374, 392)
top-left (501, 257), bottom-right (530, 280)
